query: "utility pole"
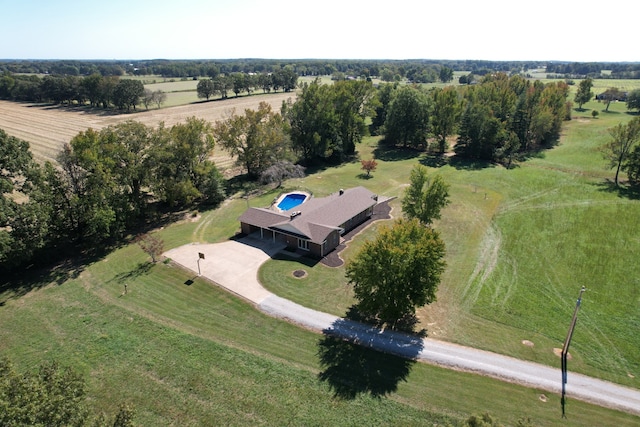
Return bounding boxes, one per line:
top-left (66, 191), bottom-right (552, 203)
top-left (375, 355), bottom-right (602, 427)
top-left (561, 286), bottom-right (586, 417)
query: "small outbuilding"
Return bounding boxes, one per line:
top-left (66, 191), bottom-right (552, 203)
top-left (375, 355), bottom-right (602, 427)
top-left (238, 186), bottom-right (380, 257)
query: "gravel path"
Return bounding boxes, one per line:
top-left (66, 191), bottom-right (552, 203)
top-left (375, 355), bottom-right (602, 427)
top-left (166, 234), bottom-right (640, 417)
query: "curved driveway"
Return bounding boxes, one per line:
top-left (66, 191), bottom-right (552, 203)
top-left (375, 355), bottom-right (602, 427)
top-left (164, 235), bottom-right (640, 417)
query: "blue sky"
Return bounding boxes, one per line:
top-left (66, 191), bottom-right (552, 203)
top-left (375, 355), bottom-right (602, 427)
top-left (1, 0), bottom-right (636, 62)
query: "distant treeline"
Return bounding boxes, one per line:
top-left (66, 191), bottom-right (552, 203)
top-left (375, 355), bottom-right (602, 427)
top-left (546, 62), bottom-right (640, 79)
top-left (0, 73), bottom-right (149, 111)
top-left (2, 58), bottom-right (639, 80)
top-left (0, 58), bottom-right (536, 78)
top-left (0, 70), bottom-right (296, 109)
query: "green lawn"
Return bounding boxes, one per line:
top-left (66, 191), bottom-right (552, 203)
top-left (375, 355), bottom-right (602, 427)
top-left (1, 243), bottom-right (637, 425)
top-left (257, 101), bottom-right (640, 388)
top-left (2, 80), bottom-right (640, 424)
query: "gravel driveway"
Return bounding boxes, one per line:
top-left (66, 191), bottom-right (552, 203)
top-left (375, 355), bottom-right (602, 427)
top-left (165, 235), bottom-right (640, 417)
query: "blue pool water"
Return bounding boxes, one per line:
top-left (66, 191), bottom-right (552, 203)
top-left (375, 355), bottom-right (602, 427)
top-left (277, 193), bottom-right (307, 211)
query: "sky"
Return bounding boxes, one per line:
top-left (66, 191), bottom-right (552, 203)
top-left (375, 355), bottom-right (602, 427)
top-left (1, 0), bottom-right (637, 62)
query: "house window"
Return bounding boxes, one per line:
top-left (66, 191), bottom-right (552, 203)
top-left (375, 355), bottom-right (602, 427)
top-left (298, 239), bottom-right (309, 251)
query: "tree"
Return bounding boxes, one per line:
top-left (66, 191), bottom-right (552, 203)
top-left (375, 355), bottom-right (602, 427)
top-left (574, 78), bottom-right (593, 110)
top-left (196, 78), bottom-right (215, 100)
top-left (402, 165), bottom-right (450, 225)
top-left (626, 89), bottom-right (640, 113)
top-left (141, 88), bottom-right (154, 109)
top-left (282, 79), bottom-right (340, 163)
top-left (456, 101), bottom-right (504, 160)
top-left (0, 358), bottom-right (88, 426)
top-left (112, 79), bottom-right (144, 111)
top-left (150, 117), bottom-right (224, 206)
top-left (332, 80), bottom-right (377, 157)
top-left (136, 233), bottom-right (164, 263)
top-left (152, 89), bottom-right (166, 109)
top-left (0, 129), bottom-right (51, 270)
top-left (430, 86), bottom-right (462, 153)
top-left (602, 117), bottom-right (640, 186)
top-left (212, 75), bottom-right (231, 99)
top-left (384, 85), bottom-right (430, 148)
top-left (624, 144), bottom-right (640, 184)
top-left (598, 87), bottom-right (624, 112)
top-left (370, 82), bottom-right (397, 135)
top-left (259, 160), bottom-right (306, 188)
top-left (360, 158), bottom-right (378, 177)
top-left (345, 218), bottom-right (446, 330)
top-left (439, 66), bottom-right (454, 83)
top-left (214, 102), bottom-right (290, 179)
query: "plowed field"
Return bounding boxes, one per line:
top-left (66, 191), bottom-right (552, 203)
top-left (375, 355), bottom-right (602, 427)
top-left (0, 92), bottom-right (296, 171)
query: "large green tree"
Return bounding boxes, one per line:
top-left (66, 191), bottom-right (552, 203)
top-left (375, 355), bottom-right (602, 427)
top-left (283, 79), bottom-right (339, 163)
top-left (345, 218), bottom-right (446, 330)
top-left (214, 101), bottom-right (290, 179)
top-left (331, 80), bottom-right (377, 157)
top-left (402, 164), bottom-right (450, 226)
top-left (151, 117), bottom-right (224, 206)
top-left (430, 86), bottom-right (462, 153)
top-left (602, 117), bottom-right (640, 186)
top-left (196, 78), bottom-right (215, 100)
top-left (370, 82), bottom-right (397, 135)
top-left (626, 89), bottom-right (640, 113)
top-left (574, 78), bottom-right (593, 110)
top-left (384, 85), bottom-right (430, 148)
top-left (0, 358), bottom-right (136, 427)
top-left (0, 129), bottom-right (51, 269)
top-left (599, 87), bottom-right (624, 112)
top-left (0, 358), bottom-right (87, 426)
top-left (112, 79), bottom-right (144, 111)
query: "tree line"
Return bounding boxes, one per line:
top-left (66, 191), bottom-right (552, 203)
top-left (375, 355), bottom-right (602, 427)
top-left (196, 68), bottom-right (298, 100)
top-left (5, 72), bottom-right (635, 274)
top-left (546, 61), bottom-right (640, 79)
top-left (0, 73), bottom-right (160, 112)
top-left (275, 73), bottom-right (569, 167)
top-left (0, 118), bottom-right (226, 273)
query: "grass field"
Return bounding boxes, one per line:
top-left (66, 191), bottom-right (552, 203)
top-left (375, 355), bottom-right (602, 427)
top-left (1, 242), bottom-right (638, 425)
top-left (2, 78), bottom-right (640, 424)
top-left (258, 96), bottom-right (640, 389)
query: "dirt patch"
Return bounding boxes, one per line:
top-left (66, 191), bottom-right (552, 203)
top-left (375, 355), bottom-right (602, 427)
top-left (553, 348), bottom-right (572, 359)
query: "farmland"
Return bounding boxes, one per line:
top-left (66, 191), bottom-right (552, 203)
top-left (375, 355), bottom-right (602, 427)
top-left (0, 91), bottom-right (295, 170)
top-left (1, 77), bottom-right (640, 424)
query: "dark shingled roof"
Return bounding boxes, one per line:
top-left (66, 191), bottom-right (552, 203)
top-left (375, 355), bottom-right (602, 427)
top-left (238, 187), bottom-right (379, 244)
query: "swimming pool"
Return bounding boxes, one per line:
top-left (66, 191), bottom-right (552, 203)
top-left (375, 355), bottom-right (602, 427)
top-left (276, 192), bottom-right (309, 211)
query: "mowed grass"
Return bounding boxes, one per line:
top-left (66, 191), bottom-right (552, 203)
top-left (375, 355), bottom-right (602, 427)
top-left (257, 101), bottom-right (640, 388)
top-left (1, 243), bottom-right (637, 426)
top-left (2, 78), bottom-right (640, 423)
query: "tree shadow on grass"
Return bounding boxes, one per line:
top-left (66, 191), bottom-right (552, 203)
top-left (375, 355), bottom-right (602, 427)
top-left (0, 256), bottom-right (86, 305)
top-left (592, 179), bottom-right (640, 200)
top-left (419, 154), bottom-right (449, 168)
top-left (446, 155), bottom-right (496, 171)
top-left (317, 313), bottom-right (424, 399)
top-left (372, 145), bottom-right (422, 162)
top-left (109, 261), bottom-right (154, 284)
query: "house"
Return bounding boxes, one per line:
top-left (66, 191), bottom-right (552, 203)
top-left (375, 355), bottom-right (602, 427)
top-left (238, 186), bottom-right (380, 257)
